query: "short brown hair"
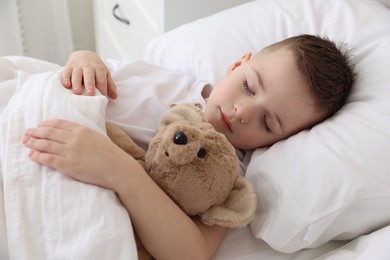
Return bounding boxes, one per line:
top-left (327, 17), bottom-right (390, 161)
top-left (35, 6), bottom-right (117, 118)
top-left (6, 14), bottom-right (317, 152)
top-left (268, 34), bottom-right (356, 118)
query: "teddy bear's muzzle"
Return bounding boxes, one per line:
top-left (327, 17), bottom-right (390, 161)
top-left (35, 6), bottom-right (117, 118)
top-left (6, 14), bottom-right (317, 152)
top-left (164, 131), bottom-right (207, 165)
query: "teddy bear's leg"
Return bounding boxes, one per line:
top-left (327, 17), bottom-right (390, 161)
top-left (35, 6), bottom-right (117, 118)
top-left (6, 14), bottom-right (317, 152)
top-left (105, 122), bottom-right (145, 162)
top-left (199, 175), bottom-right (257, 228)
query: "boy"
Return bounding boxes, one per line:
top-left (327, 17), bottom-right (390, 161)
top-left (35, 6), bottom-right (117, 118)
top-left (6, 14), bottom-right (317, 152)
top-left (23, 34), bottom-right (355, 259)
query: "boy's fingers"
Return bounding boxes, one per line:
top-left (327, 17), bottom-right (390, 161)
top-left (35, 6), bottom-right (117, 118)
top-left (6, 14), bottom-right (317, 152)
top-left (25, 125), bottom-right (71, 143)
top-left (37, 119), bottom-right (81, 132)
top-left (95, 71), bottom-right (108, 97)
top-left (24, 136), bottom-right (63, 155)
top-left (61, 66), bottom-right (73, 88)
top-left (62, 64), bottom-right (115, 98)
top-left (71, 67), bottom-right (83, 95)
top-left (28, 150), bottom-right (65, 171)
top-left (107, 74), bottom-right (118, 99)
top-left (82, 67), bottom-right (97, 96)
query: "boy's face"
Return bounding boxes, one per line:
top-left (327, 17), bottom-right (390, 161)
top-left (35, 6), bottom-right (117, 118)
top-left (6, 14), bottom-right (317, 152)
top-left (205, 47), bottom-right (324, 149)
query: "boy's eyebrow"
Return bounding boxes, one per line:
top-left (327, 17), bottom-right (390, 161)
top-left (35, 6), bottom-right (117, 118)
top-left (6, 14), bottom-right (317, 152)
top-left (252, 68), bottom-right (265, 92)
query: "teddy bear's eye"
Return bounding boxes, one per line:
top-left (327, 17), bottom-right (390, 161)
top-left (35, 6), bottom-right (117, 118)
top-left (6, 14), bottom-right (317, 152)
top-left (197, 148), bottom-right (207, 158)
top-left (173, 131), bottom-right (187, 145)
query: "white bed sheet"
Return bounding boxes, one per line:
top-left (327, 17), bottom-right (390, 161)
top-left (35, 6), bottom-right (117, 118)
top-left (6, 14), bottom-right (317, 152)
top-left (213, 225), bottom-right (390, 259)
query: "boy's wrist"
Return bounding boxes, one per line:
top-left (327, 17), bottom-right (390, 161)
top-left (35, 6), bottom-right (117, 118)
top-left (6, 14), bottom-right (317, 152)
top-left (109, 155), bottom-right (146, 197)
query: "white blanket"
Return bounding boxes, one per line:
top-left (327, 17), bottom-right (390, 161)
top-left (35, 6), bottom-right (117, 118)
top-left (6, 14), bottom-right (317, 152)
top-left (0, 57), bottom-right (137, 259)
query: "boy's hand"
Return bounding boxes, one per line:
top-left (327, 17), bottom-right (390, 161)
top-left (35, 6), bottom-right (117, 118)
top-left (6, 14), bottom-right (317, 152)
top-left (23, 119), bottom-right (133, 189)
top-left (61, 50), bottom-right (118, 99)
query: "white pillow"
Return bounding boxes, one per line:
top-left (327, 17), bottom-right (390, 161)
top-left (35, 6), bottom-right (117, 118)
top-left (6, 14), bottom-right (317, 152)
top-left (145, 0), bottom-right (390, 253)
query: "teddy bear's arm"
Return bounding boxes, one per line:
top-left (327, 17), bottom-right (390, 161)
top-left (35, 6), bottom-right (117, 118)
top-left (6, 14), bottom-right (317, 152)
top-left (105, 122), bottom-right (145, 163)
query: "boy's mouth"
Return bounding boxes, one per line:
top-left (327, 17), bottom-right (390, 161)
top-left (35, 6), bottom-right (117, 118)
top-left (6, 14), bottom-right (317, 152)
top-left (219, 108), bottom-right (233, 133)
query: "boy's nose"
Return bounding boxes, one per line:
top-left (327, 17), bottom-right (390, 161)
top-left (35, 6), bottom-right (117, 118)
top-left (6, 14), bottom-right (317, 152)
top-left (234, 103), bottom-right (256, 124)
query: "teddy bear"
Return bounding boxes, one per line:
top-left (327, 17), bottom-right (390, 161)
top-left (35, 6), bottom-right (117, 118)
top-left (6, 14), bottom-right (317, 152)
top-left (105, 103), bottom-right (257, 259)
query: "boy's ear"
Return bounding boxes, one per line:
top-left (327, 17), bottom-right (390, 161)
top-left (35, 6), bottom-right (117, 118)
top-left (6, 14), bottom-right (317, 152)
top-left (226, 52), bottom-right (252, 74)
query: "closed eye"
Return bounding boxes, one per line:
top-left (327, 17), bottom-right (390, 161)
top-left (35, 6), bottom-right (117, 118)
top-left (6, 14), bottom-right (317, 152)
top-left (243, 80), bottom-right (254, 95)
top-left (263, 114), bottom-right (273, 133)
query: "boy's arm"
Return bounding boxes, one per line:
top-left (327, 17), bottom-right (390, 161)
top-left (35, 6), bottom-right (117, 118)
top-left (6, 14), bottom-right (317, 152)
top-left (61, 50), bottom-right (118, 99)
top-left (115, 162), bottom-right (226, 259)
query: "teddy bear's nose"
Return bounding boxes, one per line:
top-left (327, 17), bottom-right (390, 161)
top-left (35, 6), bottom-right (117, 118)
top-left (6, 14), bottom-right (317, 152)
top-left (173, 131), bottom-right (187, 145)
top-left (197, 148), bottom-right (207, 158)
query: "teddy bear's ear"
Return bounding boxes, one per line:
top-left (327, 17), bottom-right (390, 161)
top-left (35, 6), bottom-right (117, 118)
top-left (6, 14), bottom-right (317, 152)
top-left (158, 104), bottom-right (207, 129)
top-left (199, 176), bottom-right (257, 228)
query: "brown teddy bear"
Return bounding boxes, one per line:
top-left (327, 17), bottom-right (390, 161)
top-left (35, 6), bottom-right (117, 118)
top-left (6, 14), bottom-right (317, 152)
top-left (106, 103), bottom-right (257, 259)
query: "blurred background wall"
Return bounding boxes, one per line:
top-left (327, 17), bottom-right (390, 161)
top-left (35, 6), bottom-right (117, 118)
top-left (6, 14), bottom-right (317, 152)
top-left (1, 0), bottom-right (389, 65)
top-left (0, 0), bottom-right (95, 65)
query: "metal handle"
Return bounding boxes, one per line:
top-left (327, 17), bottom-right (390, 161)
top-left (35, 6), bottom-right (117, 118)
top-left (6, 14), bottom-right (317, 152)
top-left (113, 3), bottom-right (130, 25)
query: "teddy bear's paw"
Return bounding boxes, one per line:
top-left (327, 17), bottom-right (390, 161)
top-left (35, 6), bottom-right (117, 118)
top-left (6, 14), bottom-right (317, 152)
top-left (199, 176), bottom-right (257, 228)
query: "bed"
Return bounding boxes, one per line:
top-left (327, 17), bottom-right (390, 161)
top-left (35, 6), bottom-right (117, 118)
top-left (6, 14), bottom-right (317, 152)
top-left (1, 0), bottom-right (390, 259)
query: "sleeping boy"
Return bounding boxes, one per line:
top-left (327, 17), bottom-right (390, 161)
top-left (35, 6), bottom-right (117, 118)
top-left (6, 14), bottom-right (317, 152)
top-left (23, 34), bottom-right (355, 259)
